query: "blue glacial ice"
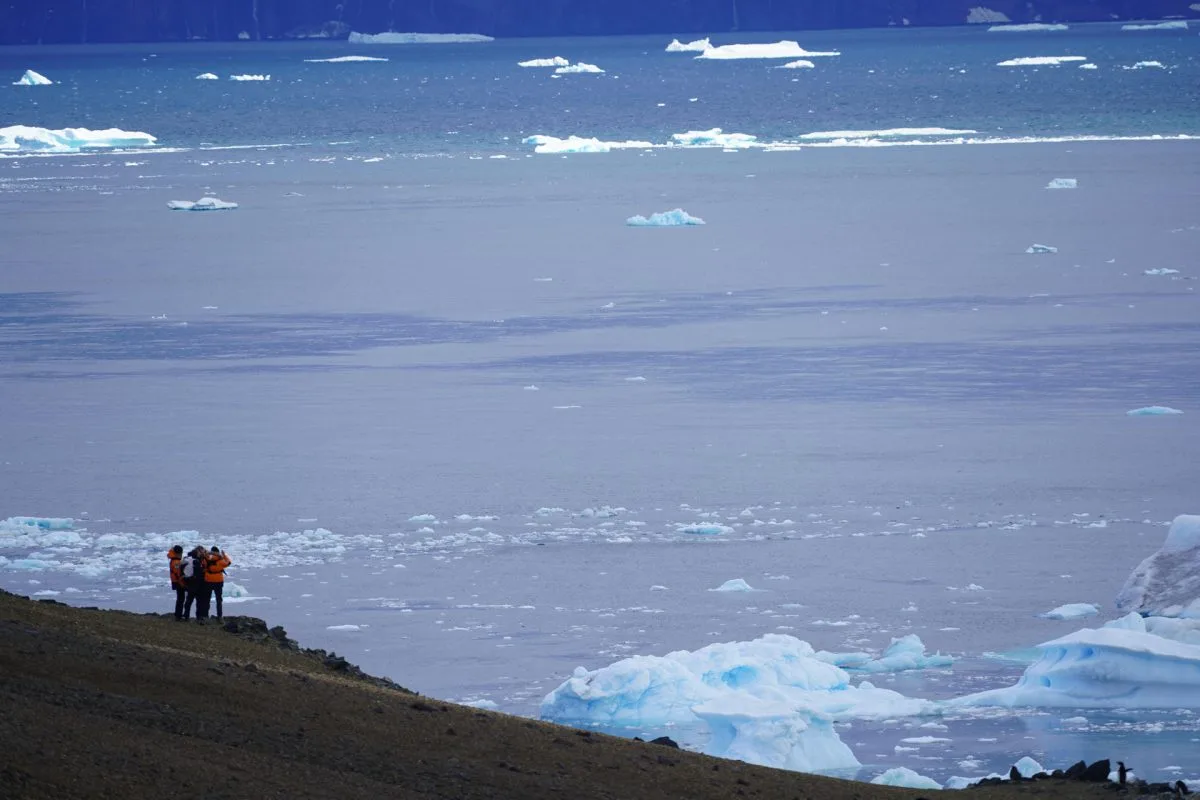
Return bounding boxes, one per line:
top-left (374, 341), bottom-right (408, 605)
top-left (1116, 514), bottom-right (1200, 618)
top-left (692, 694), bottom-right (860, 772)
top-left (678, 522), bottom-right (732, 534)
top-left (833, 634), bottom-right (954, 673)
top-left (665, 38), bottom-right (711, 53)
top-left (13, 69), bottom-right (52, 86)
top-left (1127, 405), bottom-right (1183, 415)
top-left (626, 209), bottom-right (706, 227)
top-left (1038, 602), bottom-right (1100, 620)
top-left (2, 517), bottom-right (75, 531)
top-left (347, 32), bottom-right (493, 44)
top-left (168, 197), bottom-right (239, 211)
top-left (0, 125), bottom-right (158, 154)
top-left (871, 767), bottom-right (942, 790)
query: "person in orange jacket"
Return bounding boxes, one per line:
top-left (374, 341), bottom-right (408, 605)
top-left (203, 546), bottom-right (232, 621)
top-left (168, 545), bottom-right (186, 620)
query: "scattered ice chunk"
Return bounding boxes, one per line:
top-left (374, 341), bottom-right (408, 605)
top-left (459, 698), bottom-right (499, 710)
top-left (167, 197), bottom-right (239, 211)
top-left (408, 514), bottom-right (437, 522)
top-left (847, 635), bottom-right (954, 673)
top-left (1026, 244), bottom-right (1058, 254)
top-left (326, 624), bottom-right (361, 631)
top-left (671, 128), bottom-right (758, 148)
top-left (626, 209), bottom-right (706, 227)
top-left (799, 127), bottom-right (976, 140)
top-left (776, 60), bottom-right (815, 69)
top-left (695, 41), bottom-right (840, 60)
top-left (666, 38), bottom-right (712, 53)
top-left (694, 695), bottom-right (860, 772)
top-left (0, 125), bottom-right (158, 154)
top-left (900, 736), bottom-right (951, 744)
top-left (650, 585), bottom-right (669, 591)
top-left (1121, 21), bottom-right (1188, 31)
top-left (229, 74), bottom-right (271, 81)
top-left (871, 767), bottom-right (942, 790)
top-left (1046, 177), bottom-right (1077, 189)
top-left (711, 578), bottom-right (757, 592)
top-left (1126, 406), bottom-right (1184, 416)
top-left (517, 56), bottom-right (569, 67)
top-left (1144, 268), bottom-right (1180, 275)
top-left (1124, 61), bottom-right (1167, 69)
top-left (988, 23), bottom-right (1069, 32)
top-left (303, 55), bottom-right (389, 63)
top-left (1079, 63), bottom-right (1099, 70)
top-left (1015, 756), bottom-right (1046, 777)
top-left (997, 56), bottom-right (1087, 67)
top-left (678, 522), bottom-right (734, 535)
top-left (3, 517), bottom-right (74, 531)
top-left (14, 69), bottom-right (53, 85)
top-left (195, 72), bottom-right (219, 80)
top-left (555, 62), bottom-right (605, 74)
top-left (1039, 603), bottom-right (1100, 620)
top-left (1116, 515), bottom-right (1200, 617)
top-left (522, 134), bottom-right (652, 154)
top-left (347, 32), bottom-right (494, 44)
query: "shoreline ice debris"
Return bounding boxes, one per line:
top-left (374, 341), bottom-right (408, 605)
top-left (872, 767), bottom-right (942, 790)
top-left (168, 197), bottom-right (239, 211)
top-left (997, 55), bottom-right (1087, 67)
top-left (0, 125), bottom-right (157, 154)
top-left (195, 72), bottom-right (219, 80)
top-left (1121, 21), bottom-right (1188, 31)
top-left (230, 74), bottom-right (270, 81)
top-left (626, 209), bottom-right (706, 227)
top-left (695, 41), bottom-right (840, 60)
top-left (517, 56), bottom-right (569, 67)
top-left (13, 69), bottom-right (53, 86)
top-left (1126, 405), bottom-right (1183, 415)
top-left (303, 55), bottom-right (389, 63)
top-left (1038, 603), bottom-right (1100, 620)
top-left (1026, 244), bottom-right (1058, 254)
top-left (988, 23), bottom-right (1069, 32)
top-left (540, 633), bottom-right (936, 772)
top-left (347, 32), bottom-right (493, 44)
top-left (1046, 177), bottom-right (1077, 189)
top-left (666, 37), bottom-right (712, 53)
top-left (554, 62), bottom-right (604, 74)
top-left (1116, 515), bottom-right (1200, 618)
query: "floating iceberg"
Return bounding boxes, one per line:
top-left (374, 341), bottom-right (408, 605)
top-left (1124, 61), bottom-right (1167, 69)
top-left (988, 23), bottom-right (1069, 32)
top-left (1038, 603), bottom-right (1100, 620)
top-left (1126, 405), bottom-right (1183, 415)
top-left (522, 135), bottom-right (652, 154)
top-left (666, 37), bottom-right (711, 53)
top-left (2, 517), bottom-right (74, 532)
top-left (13, 69), bottom-right (52, 86)
top-left (167, 197), bottom-right (239, 211)
top-left (347, 32), bottom-right (494, 44)
top-left (997, 55), bottom-right (1087, 66)
top-left (671, 128), bottom-right (758, 148)
top-left (872, 767), bottom-right (942, 790)
top-left (0, 125), bottom-right (158, 154)
top-left (517, 56), bottom-right (569, 67)
top-left (1122, 21), bottom-right (1188, 31)
top-left (776, 60), bottom-right (816, 69)
top-left (1046, 177), bottom-right (1077, 189)
top-left (230, 74), bottom-right (271, 81)
top-left (303, 55), bottom-right (389, 63)
top-left (1144, 268), bottom-right (1180, 276)
top-left (1079, 63), bottom-right (1099, 69)
top-left (554, 62), bottom-right (605, 74)
top-left (695, 41), bottom-right (840, 60)
top-left (842, 634), bottom-right (953, 673)
top-left (1116, 515), bottom-right (1200, 618)
top-left (677, 521), bottom-right (732, 534)
top-left (1026, 243), bottom-right (1058, 254)
top-left (626, 209), bottom-right (706, 227)
top-left (710, 578), bottom-right (756, 592)
top-left (692, 695), bottom-right (860, 773)
top-left (799, 127), bottom-right (976, 140)
top-left (195, 72), bottom-right (219, 80)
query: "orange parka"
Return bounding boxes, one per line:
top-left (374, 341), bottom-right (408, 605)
top-left (168, 550), bottom-right (184, 588)
top-left (204, 551), bottom-right (231, 584)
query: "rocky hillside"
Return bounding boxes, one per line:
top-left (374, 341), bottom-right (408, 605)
top-left (0, 0), bottom-right (1196, 45)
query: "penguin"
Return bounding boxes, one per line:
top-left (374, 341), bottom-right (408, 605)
top-left (1117, 761), bottom-right (1128, 785)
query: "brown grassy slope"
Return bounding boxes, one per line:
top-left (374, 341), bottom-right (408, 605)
top-left (0, 590), bottom-right (1132, 800)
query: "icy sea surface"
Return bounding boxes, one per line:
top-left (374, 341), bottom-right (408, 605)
top-left (2, 23), bottom-right (1200, 787)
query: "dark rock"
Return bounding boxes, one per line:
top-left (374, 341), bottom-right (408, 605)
top-left (1081, 759), bottom-right (1111, 782)
top-left (649, 736), bottom-right (680, 749)
top-left (323, 653), bottom-right (350, 671)
top-left (243, 662), bottom-right (259, 674)
top-left (410, 701), bottom-right (437, 713)
top-left (1009, 766), bottom-right (1023, 782)
top-left (1065, 760), bottom-right (1089, 779)
top-left (656, 755), bottom-right (677, 766)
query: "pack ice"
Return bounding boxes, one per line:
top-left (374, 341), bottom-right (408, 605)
top-left (0, 125), bottom-right (157, 154)
top-left (13, 69), bottom-right (52, 86)
top-left (1121, 21), bottom-right (1189, 31)
top-left (988, 23), bottom-right (1069, 32)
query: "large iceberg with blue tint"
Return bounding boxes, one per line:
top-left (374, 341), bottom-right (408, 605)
top-left (871, 767), bottom-right (942, 790)
top-left (835, 634), bottom-right (954, 673)
top-left (1115, 515), bottom-right (1200, 618)
top-left (0, 125), bottom-right (158, 154)
top-left (692, 695), bottom-right (860, 772)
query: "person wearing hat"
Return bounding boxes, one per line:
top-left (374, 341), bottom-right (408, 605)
top-left (167, 545), bottom-right (186, 620)
top-left (182, 546), bottom-right (207, 622)
top-left (203, 546), bottom-right (232, 621)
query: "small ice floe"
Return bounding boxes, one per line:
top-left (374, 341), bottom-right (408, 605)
top-left (326, 624), bottom-right (361, 631)
top-left (1078, 63), bottom-right (1099, 70)
top-left (1046, 177), bottom-right (1077, 189)
top-left (517, 56), bottom-right (568, 67)
top-left (710, 578), bottom-right (757, 592)
top-left (672, 128), bottom-right (759, 148)
top-left (303, 55), bottom-right (389, 63)
top-left (1121, 21), bottom-right (1188, 31)
top-left (997, 55), bottom-right (1087, 67)
top-left (1126, 406), bottom-right (1183, 416)
top-left (195, 73), bottom-right (219, 80)
top-left (776, 60), bottom-right (816, 69)
top-left (678, 522), bottom-right (734, 535)
top-left (1123, 61), bottom-right (1167, 70)
top-left (1014, 757), bottom-right (1047, 777)
top-left (167, 197), bottom-right (239, 211)
top-left (347, 32), bottom-right (494, 44)
top-left (459, 698), bottom-right (499, 710)
top-left (230, 74), bottom-right (271, 81)
top-left (1026, 243), bottom-right (1058, 254)
top-left (695, 41), bottom-right (840, 59)
top-left (626, 209), bottom-right (706, 227)
top-left (666, 37), bottom-right (711, 53)
top-left (523, 134), bottom-right (653, 154)
top-left (988, 23), bottom-right (1069, 32)
top-left (1144, 268), bottom-right (1180, 275)
top-left (1038, 602), bottom-right (1100, 620)
top-left (13, 69), bottom-right (53, 85)
top-left (555, 62), bottom-right (605, 74)
top-left (871, 767), bottom-right (942, 790)
top-left (624, 376), bottom-right (647, 382)
top-left (522, 385), bottom-right (539, 391)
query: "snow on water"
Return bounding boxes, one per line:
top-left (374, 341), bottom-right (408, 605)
top-left (1116, 515), bottom-right (1200, 618)
top-left (554, 62), bottom-right (605, 74)
top-left (626, 209), bottom-right (706, 227)
top-left (871, 766), bottom-right (942, 790)
top-left (1122, 21), bottom-right (1189, 31)
top-left (1038, 603), bottom-right (1100, 620)
top-left (230, 74), bottom-right (270, 81)
top-left (347, 32), bottom-right (494, 44)
top-left (0, 125), bottom-right (158, 154)
top-left (517, 57), bottom-right (569, 67)
top-left (776, 60), bottom-right (816, 70)
top-left (666, 38), bottom-right (711, 53)
top-left (799, 127), bottom-right (977, 141)
top-left (988, 23), bottom-right (1069, 32)
top-left (997, 56), bottom-right (1088, 67)
top-left (1046, 177), bottom-right (1078, 189)
top-left (303, 55), bottom-right (389, 63)
top-left (195, 72), bottom-right (219, 80)
top-left (1026, 243), bottom-right (1058, 254)
top-left (1126, 405), bottom-right (1184, 415)
top-left (13, 69), bottom-right (52, 86)
top-left (695, 41), bottom-right (841, 60)
top-left (167, 197), bottom-right (239, 211)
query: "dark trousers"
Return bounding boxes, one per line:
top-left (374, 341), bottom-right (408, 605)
top-left (209, 583), bottom-right (224, 620)
top-left (196, 583), bottom-right (212, 619)
top-left (173, 586), bottom-right (186, 619)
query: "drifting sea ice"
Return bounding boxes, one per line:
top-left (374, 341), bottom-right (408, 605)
top-left (988, 23), bottom-right (1069, 32)
top-left (666, 37), bottom-right (712, 53)
top-left (1046, 177), bottom-right (1078, 189)
top-left (517, 56), bottom-right (569, 67)
top-left (695, 41), bottom-right (841, 60)
top-left (1122, 21), bottom-right (1189, 31)
top-left (230, 74), bottom-right (270, 81)
top-left (1116, 515), bottom-right (1200, 618)
top-left (13, 69), bottom-right (52, 86)
top-left (303, 55), bottom-right (389, 63)
top-left (1123, 61), bottom-right (1167, 70)
top-left (0, 125), bottom-right (157, 154)
top-left (1126, 405), bottom-right (1183, 415)
top-left (1038, 603), bottom-right (1100, 620)
top-left (798, 127), bottom-right (976, 140)
top-left (671, 128), bottom-right (758, 148)
top-left (195, 72), bottom-right (219, 80)
top-left (1026, 244), bottom-right (1058, 254)
top-left (554, 62), bottom-right (605, 74)
top-left (626, 209), bottom-right (706, 227)
top-left (997, 55), bottom-right (1087, 67)
top-left (1079, 63), bottom-right (1099, 70)
top-left (871, 767), bottom-right (942, 790)
top-left (347, 32), bottom-right (494, 44)
top-left (1144, 268), bottom-right (1180, 275)
top-left (776, 60), bottom-right (816, 69)
top-left (522, 135), bottom-right (652, 154)
top-left (710, 578), bottom-right (756, 592)
top-left (167, 197), bottom-right (239, 211)
top-left (841, 634), bottom-right (953, 673)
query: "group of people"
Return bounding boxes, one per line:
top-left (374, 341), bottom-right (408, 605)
top-left (168, 544), bottom-right (232, 623)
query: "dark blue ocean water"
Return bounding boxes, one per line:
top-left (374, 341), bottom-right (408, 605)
top-left (3, 23), bottom-right (1199, 152)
